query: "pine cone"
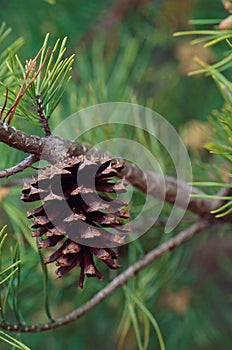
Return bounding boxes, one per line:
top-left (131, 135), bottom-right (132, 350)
top-left (21, 155), bottom-right (130, 287)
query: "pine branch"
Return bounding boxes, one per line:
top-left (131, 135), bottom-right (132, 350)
top-left (0, 120), bottom-right (47, 157)
top-left (0, 121), bottom-right (228, 220)
top-left (120, 163), bottom-right (213, 217)
top-left (0, 218), bottom-right (211, 333)
top-left (0, 120), bottom-right (84, 163)
top-left (0, 155), bottom-right (37, 178)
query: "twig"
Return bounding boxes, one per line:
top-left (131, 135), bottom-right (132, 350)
top-left (0, 155), bottom-right (37, 179)
top-left (36, 94), bottom-right (51, 136)
top-left (3, 47), bottom-right (50, 125)
top-left (0, 87), bottom-right (8, 119)
top-left (0, 218), bottom-right (211, 333)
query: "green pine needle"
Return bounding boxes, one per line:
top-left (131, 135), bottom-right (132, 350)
top-left (124, 286), bottom-right (166, 350)
top-left (0, 331), bottom-right (31, 350)
top-left (3, 33), bottom-right (75, 124)
top-left (38, 248), bottom-right (54, 322)
top-left (188, 19), bottom-right (222, 25)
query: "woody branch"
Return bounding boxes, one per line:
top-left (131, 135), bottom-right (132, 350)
top-left (0, 120), bottom-right (228, 220)
top-left (0, 218), bottom-right (211, 333)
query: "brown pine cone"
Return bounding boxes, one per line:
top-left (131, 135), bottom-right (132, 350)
top-left (21, 155), bottom-right (130, 287)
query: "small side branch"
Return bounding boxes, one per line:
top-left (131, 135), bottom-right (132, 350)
top-left (0, 87), bottom-right (8, 119)
top-left (36, 94), bottom-right (51, 136)
top-left (0, 155), bottom-right (37, 179)
top-left (0, 218), bottom-right (211, 333)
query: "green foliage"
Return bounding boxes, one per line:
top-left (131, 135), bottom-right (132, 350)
top-left (206, 105), bottom-right (232, 161)
top-left (2, 33), bottom-right (74, 126)
top-left (0, 22), bottom-right (24, 88)
top-left (0, 226), bottom-right (20, 287)
top-left (75, 32), bottom-right (152, 104)
top-left (44, 0), bottom-right (56, 4)
top-left (191, 182), bottom-right (232, 218)
top-left (0, 332), bottom-right (30, 350)
top-left (174, 28), bottom-right (232, 48)
top-left (122, 286), bottom-right (165, 350)
top-left (176, 12), bottom-right (232, 222)
top-left (0, 226), bottom-right (30, 350)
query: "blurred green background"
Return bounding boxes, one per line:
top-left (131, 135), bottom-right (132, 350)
top-left (0, 1), bottom-right (232, 350)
